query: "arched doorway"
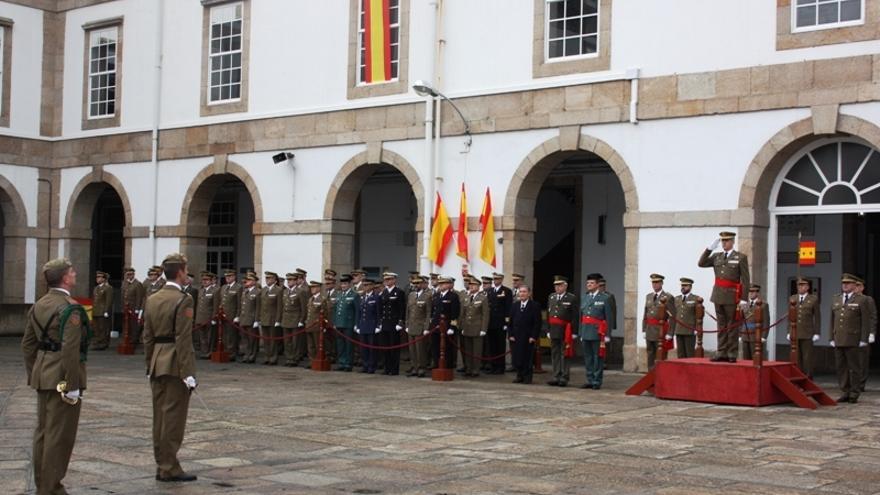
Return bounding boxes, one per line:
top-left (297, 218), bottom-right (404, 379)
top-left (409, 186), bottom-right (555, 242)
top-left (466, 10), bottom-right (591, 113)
top-left (0, 178), bottom-right (28, 304)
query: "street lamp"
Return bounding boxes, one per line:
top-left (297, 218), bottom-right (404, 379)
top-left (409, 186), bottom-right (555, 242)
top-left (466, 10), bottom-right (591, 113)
top-left (412, 80), bottom-right (472, 150)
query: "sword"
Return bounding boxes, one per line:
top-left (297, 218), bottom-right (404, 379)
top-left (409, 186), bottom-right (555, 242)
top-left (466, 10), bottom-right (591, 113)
top-left (190, 388), bottom-right (213, 415)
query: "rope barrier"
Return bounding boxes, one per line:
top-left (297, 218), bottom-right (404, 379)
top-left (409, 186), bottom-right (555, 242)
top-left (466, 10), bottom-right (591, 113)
top-left (664, 312), bottom-right (789, 335)
top-left (446, 335), bottom-right (513, 361)
top-left (328, 323), bottom-right (439, 350)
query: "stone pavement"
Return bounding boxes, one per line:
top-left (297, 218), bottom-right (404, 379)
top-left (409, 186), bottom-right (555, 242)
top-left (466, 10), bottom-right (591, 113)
top-left (1, 337), bottom-right (879, 495)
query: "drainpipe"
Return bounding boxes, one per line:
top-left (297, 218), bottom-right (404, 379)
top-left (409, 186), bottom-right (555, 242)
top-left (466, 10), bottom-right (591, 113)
top-left (627, 67), bottom-right (640, 124)
top-left (149, 0), bottom-right (165, 264)
top-left (420, 1), bottom-right (441, 275)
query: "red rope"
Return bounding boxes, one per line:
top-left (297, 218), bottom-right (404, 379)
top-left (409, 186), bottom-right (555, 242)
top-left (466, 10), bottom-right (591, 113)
top-left (328, 324), bottom-right (438, 350)
top-left (446, 335), bottom-right (512, 361)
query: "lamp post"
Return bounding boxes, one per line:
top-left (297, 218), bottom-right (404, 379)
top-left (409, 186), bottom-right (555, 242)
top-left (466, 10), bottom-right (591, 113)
top-left (412, 80), bottom-right (472, 150)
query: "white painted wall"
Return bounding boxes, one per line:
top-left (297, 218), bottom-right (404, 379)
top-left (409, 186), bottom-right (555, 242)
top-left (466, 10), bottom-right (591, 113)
top-left (0, 163), bottom-right (39, 226)
top-left (261, 233), bottom-right (321, 279)
top-left (154, 156), bottom-right (212, 225)
top-left (58, 165), bottom-right (91, 228)
top-left (0, 1), bottom-right (43, 136)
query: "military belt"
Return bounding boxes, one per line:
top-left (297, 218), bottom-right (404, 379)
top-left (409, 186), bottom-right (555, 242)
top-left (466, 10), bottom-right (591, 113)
top-left (39, 341), bottom-right (61, 352)
top-left (154, 336), bottom-right (175, 344)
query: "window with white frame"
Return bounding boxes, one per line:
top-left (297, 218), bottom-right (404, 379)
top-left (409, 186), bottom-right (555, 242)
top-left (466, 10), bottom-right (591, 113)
top-left (546, 0), bottom-right (599, 60)
top-left (357, 0), bottom-right (400, 84)
top-left (794, 0), bottom-right (863, 31)
top-left (87, 27), bottom-right (117, 118)
top-left (208, 2), bottom-right (242, 103)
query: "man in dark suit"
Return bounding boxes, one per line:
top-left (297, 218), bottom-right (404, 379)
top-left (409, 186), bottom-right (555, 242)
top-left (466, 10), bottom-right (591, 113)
top-left (508, 285), bottom-right (541, 384)
top-left (431, 276), bottom-right (461, 369)
top-left (379, 272), bottom-right (407, 375)
top-left (486, 272), bottom-right (513, 374)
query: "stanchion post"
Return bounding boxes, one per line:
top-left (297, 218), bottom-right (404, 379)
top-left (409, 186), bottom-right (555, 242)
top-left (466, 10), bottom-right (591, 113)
top-left (788, 299), bottom-right (799, 365)
top-left (117, 304), bottom-right (134, 355)
top-left (655, 295), bottom-right (669, 363)
top-left (210, 308), bottom-right (230, 363)
top-left (311, 310), bottom-right (331, 371)
top-left (695, 297), bottom-right (705, 358)
top-left (432, 317), bottom-right (454, 381)
top-left (753, 301), bottom-right (764, 367)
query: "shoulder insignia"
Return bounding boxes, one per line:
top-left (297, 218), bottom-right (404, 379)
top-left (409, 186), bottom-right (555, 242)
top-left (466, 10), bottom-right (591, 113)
top-left (68, 311), bottom-right (81, 327)
top-left (184, 307), bottom-right (194, 318)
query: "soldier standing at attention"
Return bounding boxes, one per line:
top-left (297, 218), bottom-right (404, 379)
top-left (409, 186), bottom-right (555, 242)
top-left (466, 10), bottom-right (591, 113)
top-left (220, 270), bottom-right (242, 361)
top-left (195, 272), bottom-right (220, 359)
top-left (670, 278), bottom-right (700, 358)
top-left (304, 280), bottom-right (329, 364)
top-left (698, 231), bottom-right (750, 363)
top-left (333, 275), bottom-right (359, 372)
top-left (356, 280), bottom-right (380, 373)
top-left (579, 273), bottom-right (614, 389)
top-left (259, 271), bottom-right (283, 365)
top-left (431, 276), bottom-right (461, 370)
top-left (143, 253), bottom-right (197, 483)
top-left (405, 275), bottom-right (432, 377)
top-left (22, 258), bottom-right (90, 495)
top-left (238, 273), bottom-right (261, 363)
top-left (831, 273), bottom-right (871, 403)
top-left (460, 277), bottom-right (489, 377)
top-left (379, 272), bottom-right (406, 375)
top-left (546, 276), bottom-right (577, 387)
top-left (854, 278), bottom-right (876, 393)
top-left (138, 266), bottom-right (165, 347)
top-left (91, 270), bottom-right (114, 350)
top-left (181, 274), bottom-right (199, 315)
top-left (323, 271), bottom-right (340, 364)
top-left (121, 267), bottom-right (145, 344)
top-left (280, 273), bottom-right (306, 367)
top-left (486, 272), bottom-right (513, 375)
top-left (741, 284), bottom-right (768, 361)
top-left (643, 273), bottom-right (674, 370)
top-left (788, 278), bottom-right (821, 378)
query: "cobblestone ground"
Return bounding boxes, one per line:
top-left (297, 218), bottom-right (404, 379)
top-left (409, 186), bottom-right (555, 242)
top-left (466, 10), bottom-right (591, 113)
top-left (1, 337), bottom-right (879, 495)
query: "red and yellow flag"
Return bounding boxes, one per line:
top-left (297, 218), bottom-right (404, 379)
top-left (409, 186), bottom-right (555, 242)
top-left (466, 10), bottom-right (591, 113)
top-left (457, 184), bottom-right (468, 261)
top-left (799, 240), bottom-right (816, 266)
top-left (429, 192), bottom-right (454, 266)
top-left (363, 0), bottom-right (392, 83)
top-left (479, 188), bottom-right (496, 267)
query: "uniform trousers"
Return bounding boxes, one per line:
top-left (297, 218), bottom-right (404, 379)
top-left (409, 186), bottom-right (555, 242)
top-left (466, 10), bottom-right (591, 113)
top-left (741, 340), bottom-right (766, 361)
top-left (796, 338), bottom-right (815, 377)
top-left (360, 333), bottom-right (377, 372)
top-left (150, 376), bottom-right (190, 479)
top-left (224, 320), bottom-right (241, 359)
top-left (33, 390), bottom-right (81, 495)
top-left (835, 345), bottom-right (863, 399)
top-left (379, 325), bottom-right (401, 374)
top-left (549, 336), bottom-right (570, 384)
top-left (91, 316), bottom-right (109, 348)
top-left (335, 327), bottom-right (353, 369)
top-left (675, 335), bottom-right (696, 358)
top-left (197, 322), bottom-right (216, 357)
top-left (261, 325), bottom-right (280, 363)
top-left (510, 336), bottom-right (534, 383)
top-left (486, 327), bottom-right (506, 373)
top-left (461, 335), bottom-right (483, 375)
top-left (714, 303), bottom-right (739, 359)
top-left (243, 325), bottom-right (260, 362)
top-left (407, 332), bottom-right (429, 373)
top-left (645, 340), bottom-right (659, 369)
top-left (858, 345), bottom-right (871, 392)
top-left (581, 339), bottom-right (604, 388)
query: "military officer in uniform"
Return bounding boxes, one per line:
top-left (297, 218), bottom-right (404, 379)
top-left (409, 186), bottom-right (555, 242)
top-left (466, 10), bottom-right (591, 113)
top-left (181, 273), bottom-right (199, 315)
top-left (579, 273), bottom-right (615, 389)
top-left (91, 270), bottom-right (114, 350)
top-left (121, 267), bottom-right (145, 345)
top-left (280, 273), bottom-right (306, 367)
top-left (220, 270), bottom-right (242, 360)
top-left (351, 269), bottom-right (367, 295)
top-left (332, 275), bottom-right (359, 371)
top-left (643, 273), bottom-right (675, 370)
top-left (143, 253), bottom-right (198, 483)
top-left (670, 277), bottom-right (700, 358)
top-left (546, 276), bottom-right (578, 387)
top-left (486, 272), bottom-right (513, 374)
top-left (258, 271), bottom-right (284, 365)
top-left (741, 284), bottom-right (769, 361)
top-left (378, 272), bottom-right (406, 375)
top-left (831, 273), bottom-right (872, 403)
top-left (854, 279), bottom-right (876, 392)
top-left (304, 280), bottom-right (329, 363)
top-left (431, 276), bottom-right (461, 370)
top-left (22, 258), bottom-right (90, 495)
top-left (286, 268), bottom-right (310, 366)
top-left (323, 270), bottom-right (340, 363)
top-left (195, 272), bottom-right (220, 359)
top-left (356, 279), bottom-right (380, 373)
top-left (405, 275), bottom-right (432, 377)
top-left (238, 274), bottom-right (261, 363)
top-left (139, 266), bottom-right (165, 346)
top-left (698, 231), bottom-right (750, 363)
top-left (788, 278), bottom-right (821, 378)
top-left (460, 277), bottom-right (489, 377)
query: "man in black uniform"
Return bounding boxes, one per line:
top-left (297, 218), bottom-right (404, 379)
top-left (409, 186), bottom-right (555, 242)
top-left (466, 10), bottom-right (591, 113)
top-left (379, 272), bottom-right (406, 375)
top-left (431, 276), bottom-right (461, 369)
top-left (486, 272), bottom-right (513, 374)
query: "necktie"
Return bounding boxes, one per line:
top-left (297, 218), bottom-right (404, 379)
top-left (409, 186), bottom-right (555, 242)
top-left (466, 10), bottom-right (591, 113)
top-left (653, 294), bottom-right (658, 303)
top-left (799, 296), bottom-right (804, 304)
top-left (521, 302), bottom-right (526, 311)
top-left (845, 294), bottom-right (850, 304)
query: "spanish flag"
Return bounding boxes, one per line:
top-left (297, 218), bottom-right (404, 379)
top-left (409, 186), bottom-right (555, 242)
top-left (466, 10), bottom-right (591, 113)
top-left (479, 188), bottom-right (496, 267)
top-left (74, 297), bottom-right (94, 320)
top-left (456, 184), bottom-right (469, 261)
top-left (429, 192), bottom-right (454, 266)
top-left (363, 0), bottom-right (392, 83)
top-left (799, 240), bottom-right (816, 266)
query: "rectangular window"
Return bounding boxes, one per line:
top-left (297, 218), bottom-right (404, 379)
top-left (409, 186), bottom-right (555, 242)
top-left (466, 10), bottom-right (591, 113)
top-left (793, 0), bottom-right (863, 31)
top-left (87, 27), bottom-right (117, 118)
top-left (208, 2), bottom-right (243, 104)
top-left (546, 0), bottom-right (599, 61)
top-left (357, 0), bottom-right (400, 84)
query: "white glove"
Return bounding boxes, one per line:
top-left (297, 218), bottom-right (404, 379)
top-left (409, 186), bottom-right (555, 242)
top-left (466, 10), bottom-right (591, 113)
top-left (664, 334), bottom-right (672, 340)
top-left (274, 322), bottom-right (280, 327)
top-left (354, 327), bottom-right (361, 334)
top-left (183, 376), bottom-right (197, 389)
top-left (446, 329), bottom-right (454, 335)
top-left (375, 327), bottom-right (382, 333)
top-left (480, 331), bottom-right (486, 337)
top-left (859, 341), bottom-right (868, 347)
top-left (423, 330), bottom-right (430, 336)
top-left (405, 327), bottom-right (409, 333)
top-left (870, 334), bottom-right (876, 344)
top-left (395, 324), bottom-right (403, 331)
top-left (761, 338), bottom-right (767, 343)
top-left (233, 317), bottom-right (239, 323)
top-left (738, 337), bottom-right (743, 342)
top-left (812, 334), bottom-right (819, 343)
top-left (103, 312), bottom-right (109, 318)
top-left (738, 301), bottom-right (749, 311)
top-left (708, 238), bottom-right (720, 251)
top-left (604, 336), bottom-right (611, 343)
top-left (830, 340), bottom-right (835, 347)
top-left (298, 322), bottom-right (304, 328)
top-left (253, 321), bottom-right (260, 328)
top-left (137, 310), bottom-right (143, 318)
top-left (503, 325), bottom-right (509, 331)
top-left (786, 333), bottom-right (790, 340)
top-left (65, 389), bottom-right (81, 400)
top-left (211, 320), bottom-right (216, 325)
top-left (546, 333), bottom-right (551, 339)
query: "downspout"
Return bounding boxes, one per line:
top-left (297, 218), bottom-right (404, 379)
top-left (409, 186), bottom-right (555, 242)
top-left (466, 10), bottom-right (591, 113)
top-left (149, 0), bottom-right (165, 264)
top-left (627, 67), bottom-right (640, 124)
top-left (420, 0), bottom-right (440, 275)
top-left (432, 0), bottom-right (445, 265)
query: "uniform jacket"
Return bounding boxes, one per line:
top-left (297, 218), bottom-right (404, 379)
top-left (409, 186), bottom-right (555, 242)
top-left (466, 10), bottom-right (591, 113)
top-left (579, 291), bottom-right (615, 341)
top-left (546, 291), bottom-right (578, 339)
top-left (143, 284), bottom-right (196, 379)
top-left (332, 288), bottom-right (359, 329)
top-left (238, 285), bottom-right (260, 327)
top-left (195, 284), bottom-right (221, 325)
top-left (508, 299), bottom-right (541, 340)
top-left (183, 284), bottom-right (199, 317)
top-left (789, 293), bottom-right (821, 339)
top-left (144, 278), bottom-right (166, 302)
top-left (121, 277), bottom-right (144, 312)
top-left (831, 293), bottom-right (871, 347)
top-left (602, 290), bottom-right (618, 330)
top-left (281, 284), bottom-right (308, 328)
top-left (357, 291), bottom-right (380, 334)
top-left (431, 289), bottom-right (461, 329)
top-left (670, 292), bottom-right (701, 336)
top-left (21, 288), bottom-right (88, 391)
top-left (92, 282), bottom-right (114, 317)
top-left (460, 291), bottom-right (490, 337)
top-left (305, 292), bottom-right (330, 332)
top-left (406, 289), bottom-right (433, 335)
top-left (258, 283), bottom-right (284, 326)
top-left (487, 284), bottom-right (513, 329)
top-left (380, 286), bottom-right (406, 328)
top-left (220, 281), bottom-right (242, 320)
top-left (698, 249), bottom-right (750, 305)
top-left (863, 294), bottom-right (877, 339)
top-left (742, 297), bottom-right (769, 342)
top-left (643, 291), bottom-right (675, 341)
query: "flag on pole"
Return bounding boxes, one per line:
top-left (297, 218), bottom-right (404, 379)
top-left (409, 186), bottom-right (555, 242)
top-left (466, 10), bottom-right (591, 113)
top-left (798, 240), bottom-right (816, 266)
top-left (363, 0), bottom-right (392, 83)
top-left (428, 192), bottom-right (454, 266)
top-left (479, 188), bottom-right (496, 267)
top-left (456, 184), bottom-right (469, 261)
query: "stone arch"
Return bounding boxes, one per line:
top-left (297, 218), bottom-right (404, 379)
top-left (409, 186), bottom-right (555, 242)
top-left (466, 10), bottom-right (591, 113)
top-left (0, 175), bottom-right (29, 304)
top-left (322, 146), bottom-right (424, 274)
top-left (502, 131), bottom-right (641, 371)
top-left (179, 157), bottom-right (263, 275)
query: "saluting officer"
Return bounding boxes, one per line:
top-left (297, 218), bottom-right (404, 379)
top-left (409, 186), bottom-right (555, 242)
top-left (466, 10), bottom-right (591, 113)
top-left (405, 275), bottom-right (432, 377)
top-left (238, 273), bottom-right (261, 363)
top-left (579, 273), bottom-right (615, 389)
top-left (378, 272), bottom-right (407, 375)
top-left (670, 277), bottom-right (701, 358)
top-left (546, 276), bottom-right (578, 387)
top-left (741, 284), bottom-right (769, 361)
top-left (789, 278), bottom-right (821, 378)
top-left (122, 267), bottom-right (145, 345)
top-left (699, 231), bottom-right (750, 363)
top-left (486, 272), bottom-right (513, 375)
top-left (195, 272), bottom-right (220, 359)
top-left (332, 275), bottom-right (359, 372)
top-left (431, 276), bottom-right (461, 370)
top-left (258, 271), bottom-right (284, 365)
top-left (643, 273), bottom-right (675, 370)
top-left (831, 273), bottom-right (872, 403)
top-left (460, 277), bottom-right (490, 377)
top-left (22, 258), bottom-right (90, 495)
top-left (854, 279), bottom-right (877, 392)
top-left (143, 253), bottom-right (197, 483)
top-left (91, 270), bottom-right (114, 350)
top-left (220, 270), bottom-right (242, 360)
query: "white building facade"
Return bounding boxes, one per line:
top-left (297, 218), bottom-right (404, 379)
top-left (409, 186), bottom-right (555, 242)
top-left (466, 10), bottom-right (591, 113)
top-left (2, 0), bottom-right (880, 372)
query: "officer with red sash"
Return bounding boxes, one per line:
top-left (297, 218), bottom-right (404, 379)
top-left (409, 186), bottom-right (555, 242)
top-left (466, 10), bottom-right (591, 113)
top-left (578, 273), bottom-right (615, 389)
top-left (546, 275), bottom-right (578, 387)
top-left (642, 273), bottom-right (675, 370)
top-left (698, 231), bottom-right (750, 363)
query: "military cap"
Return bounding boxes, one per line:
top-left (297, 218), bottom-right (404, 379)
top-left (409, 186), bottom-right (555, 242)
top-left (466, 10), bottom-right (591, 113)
top-left (420, 275), bottom-right (430, 282)
top-left (246, 270), bottom-right (257, 277)
top-left (308, 280), bottom-right (321, 287)
top-left (264, 271), bottom-right (278, 278)
top-left (42, 258), bottom-right (73, 274)
top-left (362, 278), bottom-right (375, 285)
top-left (438, 276), bottom-right (455, 284)
top-left (224, 269), bottom-right (236, 276)
top-left (492, 272), bottom-right (504, 279)
top-left (324, 269), bottom-right (337, 277)
top-left (748, 284), bottom-right (761, 291)
top-left (151, 265), bottom-right (163, 272)
top-left (481, 275), bottom-right (493, 283)
top-left (553, 275), bottom-right (568, 285)
top-left (383, 272), bottom-right (398, 279)
top-left (796, 277), bottom-right (810, 284)
top-left (586, 272), bottom-right (603, 281)
top-left (202, 272), bottom-right (216, 279)
top-left (408, 270), bottom-right (420, 276)
top-left (95, 270), bottom-right (108, 278)
top-left (429, 272), bottom-right (440, 279)
top-left (512, 273), bottom-right (525, 280)
top-left (855, 277), bottom-right (866, 286)
top-left (719, 231), bottom-right (736, 240)
top-left (123, 267), bottom-right (135, 273)
top-left (679, 277), bottom-right (694, 285)
top-left (351, 268), bottom-right (366, 275)
top-left (598, 278), bottom-right (607, 284)
top-left (295, 268), bottom-right (307, 276)
top-left (650, 273), bottom-right (665, 282)
top-left (162, 253), bottom-right (187, 265)
top-left (245, 274), bottom-right (258, 281)
top-left (409, 274), bottom-right (421, 282)
top-left (285, 272), bottom-right (297, 279)
top-left (340, 274), bottom-right (352, 283)
top-left (467, 277), bottom-right (480, 286)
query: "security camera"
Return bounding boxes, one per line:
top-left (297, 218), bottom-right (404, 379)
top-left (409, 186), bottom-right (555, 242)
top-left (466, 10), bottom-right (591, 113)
top-left (272, 152), bottom-right (294, 164)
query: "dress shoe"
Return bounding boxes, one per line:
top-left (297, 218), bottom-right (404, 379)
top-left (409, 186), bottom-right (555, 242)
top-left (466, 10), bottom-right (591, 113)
top-left (727, 358), bottom-right (737, 363)
top-left (710, 356), bottom-right (725, 362)
top-left (579, 383), bottom-right (592, 389)
top-left (417, 372), bottom-right (426, 378)
top-left (849, 396), bottom-right (859, 404)
top-left (457, 367), bottom-right (466, 372)
top-left (513, 377), bottom-right (524, 383)
top-left (546, 380), bottom-right (559, 386)
top-left (522, 378), bottom-right (532, 384)
top-left (157, 472), bottom-right (197, 482)
top-left (836, 395), bottom-right (850, 403)
top-left (360, 368), bottom-right (369, 373)
top-left (592, 384), bottom-right (601, 390)
top-left (558, 382), bottom-right (568, 388)
top-left (344, 367), bottom-right (352, 372)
